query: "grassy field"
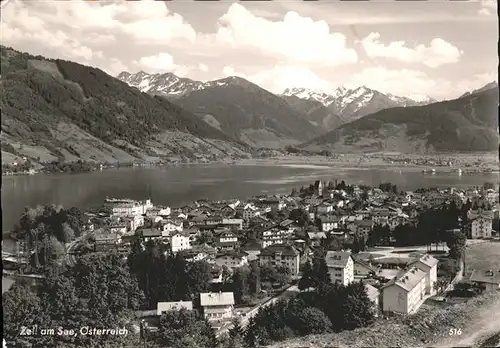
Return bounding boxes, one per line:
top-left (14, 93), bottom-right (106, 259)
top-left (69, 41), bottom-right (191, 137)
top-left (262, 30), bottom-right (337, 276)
top-left (465, 241), bottom-right (500, 276)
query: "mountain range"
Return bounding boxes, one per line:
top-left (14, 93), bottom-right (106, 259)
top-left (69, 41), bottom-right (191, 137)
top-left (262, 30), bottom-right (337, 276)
top-left (118, 71), bottom-right (437, 132)
top-left (119, 71), bottom-right (323, 148)
top-left (281, 86), bottom-right (436, 128)
top-left (301, 83), bottom-right (499, 153)
top-left (1, 46), bottom-right (498, 168)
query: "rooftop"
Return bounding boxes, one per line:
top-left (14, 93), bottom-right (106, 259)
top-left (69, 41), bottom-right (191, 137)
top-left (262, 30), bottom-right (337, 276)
top-left (200, 292), bottom-right (235, 307)
top-left (325, 251), bottom-right (352, 268)
top-left (469, 269), bottom-right (500, 284)
top-left (382, 266), bottom-right (427, 292)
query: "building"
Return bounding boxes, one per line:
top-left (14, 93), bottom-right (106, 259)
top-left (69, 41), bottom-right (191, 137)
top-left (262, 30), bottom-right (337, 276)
top-left (161, 219), bottom-right (184, 236)
top-left (106, 198), bottom-right (152, 217)
top-left (411, 254), bottom-right (439, 295)
top-left (325, 251), bottom-right (354, 286)
top-left (261, 227), bottom-right (288, 248)
top-left (215, 251), bottom-right (249, 271)
top-left (468, 210), bottom-right (493, 239)
top-left (469, 270), bottom-right (500, 292)
top-left (259, 244), bottom-right (300, 276)
top-left (353, 257), bottom-right (379, 278)
top-left (221, 218), bottom-right (244, 230)
top-left (240, 206), bottom-right (260, 221)
top-left (307, 232), bottom-right (327, 247)
top-left (316, 202), bottom-right (334, 214)
top-left (170, 232), bottom-right (191, 253)
top-left (354, 220), bottom-right (374, 239)
top-left (200, 292), bottom-right (235, 321)
top-left (319, 215), bottom-right (340, 232)
top-left (314, 180), bottom-right (323, 197)
top-left (381, 267), bottom-right (427, 314)
top-left (140, 228), bottom-right (162, 242)
top-left (157, 301), bottom-right (193, 315)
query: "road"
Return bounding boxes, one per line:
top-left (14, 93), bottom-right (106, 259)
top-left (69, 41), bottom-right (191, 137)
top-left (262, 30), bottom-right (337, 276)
top-left (65, 232), bottom-right (92, 266)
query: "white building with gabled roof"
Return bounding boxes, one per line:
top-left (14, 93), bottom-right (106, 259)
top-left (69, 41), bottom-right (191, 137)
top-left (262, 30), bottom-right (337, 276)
top-left (381, 267), bottom-right (427, 314)
top-left (200, 292), bottom-right (235, 321)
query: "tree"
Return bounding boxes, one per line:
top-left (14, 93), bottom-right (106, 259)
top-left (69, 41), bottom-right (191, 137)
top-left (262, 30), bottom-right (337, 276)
top-left (289, 208), bottom-right (310, 228)
top-left (351, 235), bottom-right (366, 253)
top-left (446, 229), bottom-right (467, 260)
top-left (225, 318), bottom-right (245, 348)
top-left (196, 231), bottom-right (214, 245)
top-left (311, 255), bottom-right (331, 289)
top-left (186, 261), bottom-right (212, 299)
top-left (339, 282), bottom-right (376, 330)
top-left (360, 189), bottom-right (369, 201)
top-left (294, 307), bottom-right (332, 335)
top-left (3, 281), bottom-right (51, 347)
top-left (232, 267), bottom-right (250, 304)
top-left (298, 260), bottom-right (314, 291)
top-left (248, 262), bottom-right (261, 295)
top-left (156, 309), bottom-right (217, 348)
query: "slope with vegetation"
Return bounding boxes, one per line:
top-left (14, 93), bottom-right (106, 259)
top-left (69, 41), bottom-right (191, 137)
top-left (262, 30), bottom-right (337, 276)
top-left (301, 86), bottom-right (499, 153)
top-left (281, 95), bottom-right (346, 130)
top-left (267, 292), bottom-right (500, 348)
top-left (174, 77), bottom-right (323, 149)
top-left (0, 46), bottom-right (250, 166)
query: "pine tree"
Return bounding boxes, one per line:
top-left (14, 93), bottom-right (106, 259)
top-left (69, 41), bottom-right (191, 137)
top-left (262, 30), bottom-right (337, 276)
top-left (311, 256), bottom-right (331, 289)
top-left (298, 259), bottom-right (313, 291)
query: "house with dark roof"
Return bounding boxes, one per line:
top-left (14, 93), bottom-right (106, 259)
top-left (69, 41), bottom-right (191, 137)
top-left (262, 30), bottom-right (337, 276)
top-left (325, 251), bottom-right (354, 285)
top-left (139, 228), bottom-right (162, 242)
top-left (318, 215), bottom-right (340, 232)
top-left (259, 244), bottom-right (300, 276)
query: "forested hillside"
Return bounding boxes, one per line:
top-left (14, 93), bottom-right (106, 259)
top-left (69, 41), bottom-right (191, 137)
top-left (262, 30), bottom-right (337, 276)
top-left (1, 46), bottom-right (250, 165)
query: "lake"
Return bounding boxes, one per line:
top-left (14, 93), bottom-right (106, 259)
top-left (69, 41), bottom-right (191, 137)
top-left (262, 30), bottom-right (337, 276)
top-left (1, 163), bottom-right (498, 293)
top-left (3, 163), bottom-right (498, 232)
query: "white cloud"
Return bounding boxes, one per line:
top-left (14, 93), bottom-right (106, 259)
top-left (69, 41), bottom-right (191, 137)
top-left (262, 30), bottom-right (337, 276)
top-left (198, 63), bottom-right (209, 72)
top-left (478, 0), bottom-right (496, 15)
top-left (134, 53), bottom-right (176, 72)
top-left (349, 67), bottom-right (496, 100)
top-left (212, 3), bottom-right (358, 66)
top-left (132, 53), bottom-right (191, 77)
top-left (222, 65), bottom-right (333, 94)
top-left (360, 32), bottom-right (463, 68)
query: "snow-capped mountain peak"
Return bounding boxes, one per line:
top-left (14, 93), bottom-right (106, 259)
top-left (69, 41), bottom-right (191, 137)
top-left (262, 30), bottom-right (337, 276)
top-left (281, 85), bottom-right (436, 123)
top-left (117, 71), bottom-right (205, 98)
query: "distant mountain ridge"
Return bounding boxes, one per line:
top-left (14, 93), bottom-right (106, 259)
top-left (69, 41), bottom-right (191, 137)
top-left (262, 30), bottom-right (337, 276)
top-left (118, 71), bottom-right (324, 149)
top-left (461, 81), bottom-right (499, 98)
top-left (281, 86), bottom-right (436, 129)
top-left (117, 71), bottom-right (204, 98)
top-left (0, 46), bottom-right (251, 166)
top-left (301, 85), bottom-right (499, 153)
top-left (173, 77), bottom-right (324, 149)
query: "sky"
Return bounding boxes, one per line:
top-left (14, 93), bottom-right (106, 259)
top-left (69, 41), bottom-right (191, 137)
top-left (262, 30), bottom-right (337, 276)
top-left (1, 0), bottom-right (498, 100)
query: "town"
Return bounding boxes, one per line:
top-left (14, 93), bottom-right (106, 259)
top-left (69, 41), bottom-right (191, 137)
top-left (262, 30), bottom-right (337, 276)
top-left (3, 179), bottom-right (500, 348)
